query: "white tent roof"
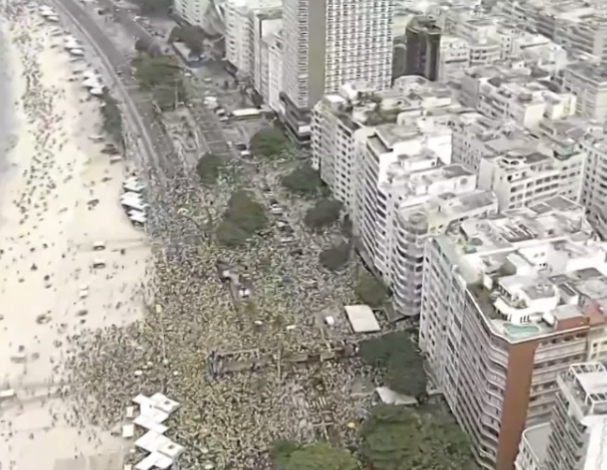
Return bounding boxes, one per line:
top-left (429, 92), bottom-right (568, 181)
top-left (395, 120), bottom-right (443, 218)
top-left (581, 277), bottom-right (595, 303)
top-left (90, 87), bottom-right (104, 96)
top-left (375, 386), bottom-right (418, 406)
top-left (121, 191), bottom-right (143, 202)
top-left (83, 70), bottom-right (98, 79)
top-left (344, 304), bottom-right (381, 333)
top-left (69, 49), bottom-right (84, 56)
top-left (124, 176), bottom-right (140, 186)
top-left (135, 431), bottom-right (185, 458)
top-left (83, 77), bottom-right (102, 88)
top-left (123, 180), bottom-right (145, 193)
top-left (123, 200), bottom-right (146, 211)
top-left (150, 393), bottom-right (180, 414)
top-left (134, 415), bottom-right (168, 434)
top-left (129, 210), bottom-right (147, 223)
top-left (134, 453), bottom-right (173, 470)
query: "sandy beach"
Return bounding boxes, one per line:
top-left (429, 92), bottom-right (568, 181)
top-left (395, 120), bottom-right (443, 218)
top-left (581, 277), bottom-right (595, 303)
top-left (0, 3), bottom-right (150, 470)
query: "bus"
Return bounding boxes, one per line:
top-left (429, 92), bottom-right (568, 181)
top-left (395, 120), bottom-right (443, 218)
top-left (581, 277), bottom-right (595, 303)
top-left (230, 108), bottom-right (264, 121)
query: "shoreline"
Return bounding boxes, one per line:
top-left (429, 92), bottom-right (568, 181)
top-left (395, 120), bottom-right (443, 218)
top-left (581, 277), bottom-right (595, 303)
top-left (0, 3), bottom-right (150, 470)
top-left (0, 23), bottom-right (22, 181)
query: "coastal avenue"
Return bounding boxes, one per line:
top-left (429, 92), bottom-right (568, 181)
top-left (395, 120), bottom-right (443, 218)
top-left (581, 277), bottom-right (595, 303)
top-left (50, 0), bottom-right (161, 169)
top-left (53, 0), bottom-right (235, 166)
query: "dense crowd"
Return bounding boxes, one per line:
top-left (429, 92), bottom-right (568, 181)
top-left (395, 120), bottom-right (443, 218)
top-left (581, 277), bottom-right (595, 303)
top-left (0, 2), bottom-right (379, 469)
top-left (64, 131), bottom-right (376, 469)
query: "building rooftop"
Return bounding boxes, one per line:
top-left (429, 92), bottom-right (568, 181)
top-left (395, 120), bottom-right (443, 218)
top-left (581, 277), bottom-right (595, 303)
top-left (560, 362), bottom-right (607, 419)
top-left (457, 113), bottom-right (582, 160)
top-left (344, 305), bottom-right (381, 333)
top-left (317, 79), bottom-right (461, 132)
top-left (521, 422), bottom-right (551, 465)
top-left (565, 61), bottom-right (607, 83)
top-left (398, 189), bottom-right (498, 231)
top-left (435, 196), bottom-right (607, 342)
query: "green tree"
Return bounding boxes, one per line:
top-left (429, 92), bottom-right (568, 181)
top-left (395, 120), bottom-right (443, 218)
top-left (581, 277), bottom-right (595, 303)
top-left (340, 215), bottom-right (353, 238)
top-left (132, 0), bottom-right (171, 15)
top-left (131, 55), bottom-right (186, 111)
top-left (99, 92), bottom-right (124, 150)
top-left (304, 198), bottom-right (342, 230)
top-left (196, 153), bottom-right (223, 185)
top-left (134, 37), bottom-right (161, 57)
top-left (215, 220), bottom-right (249, 247)
top-left (360, 405), bottom-right (478, 470)
top-left (250, 128), bottom-right (288, 159)
top-left (281, 163), bottom-right (321, 197)
top-left (319, 242), bottom-right (350, 271)
top-left (169, 25), bottom-right (206, 55)
top-left (224, 190), bottom-right (268, 234)
top-left (216, 190), bottom-right (267, 246)
top-left (272, 441), bottom-right (359, 470)
top-left (355, 271), bottom-right (388, 308)
top-left (359, 332), bottom-right (427, 400)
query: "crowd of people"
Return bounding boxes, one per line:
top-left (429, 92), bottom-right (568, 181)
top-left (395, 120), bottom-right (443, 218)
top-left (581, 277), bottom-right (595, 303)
top-left (0, 2), bottom-right (380, 469)
top-left (64, 129), bottom-right (377, 469)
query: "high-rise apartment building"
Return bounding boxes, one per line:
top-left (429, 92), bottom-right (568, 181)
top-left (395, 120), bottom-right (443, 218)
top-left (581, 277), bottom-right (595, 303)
top-left (475, 138), bottom-right (585, 211)
top-left (404, 16), bottom-right (442, 82)
top-left (174, 0), bottom-right (224, 33)
top-left (516, 362), bottom-right (607, 470)
top-left (420, 197), bottom-right (607, 470)
top-left (391, 37), bottom-right (407, 83)
top-left (281, 0), bottom-right (393, 143)
top-left (312, 79), bottom-right (490, 318)
top-left (544, 363), bottom-right (607, 470)
top-left (536, 117), bottom-right (607, 241)
top-left (251, 9), bottom-right (282, 95)
top-left (458, 66), bottom-right (577, 129)
top-left (437, 35), bottom-right (470, 83)
top-left (265, 31), bottom-right (283, 112)
top-left (562, 62), bottom-right (607, 125)
top-left (451, 112), bottom-right (586, 184)
top-left (225, 0), bottom-right (281, 77)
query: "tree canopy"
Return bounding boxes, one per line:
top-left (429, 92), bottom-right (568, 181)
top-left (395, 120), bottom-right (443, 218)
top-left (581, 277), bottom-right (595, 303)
top-left (319, 242), bottom-right (350, 271)
top-left (216, 190), bottom-right (267, 246)
top-left (250, 128), bottom-right (288, 159)
top-left (132, 0), bottom-right (172, 15)
top-left (169, 25), bottom-right (206, 55)
top-left (304, 198), bottom-right (342, 230)
top-left (359, 331), bottom-right (427, 400)
top-left (131, 55), bottom-right (186, 111)
top-left (196, 153), bottom-right (224, 186)
top-left (281, 163), bottom-right (322, 197)
top-left (272, 441), bottom-right (359, 470)
top-left (215, 219), bottom-right (249, 247)
top-left (360, 404), bottom-right (478, 470)
top-left (134, 37), bottom-right (162, 57)
top-left (355, 271), bottom-right (388, 308)
top-left (99, 91), bottom-right (124, 150)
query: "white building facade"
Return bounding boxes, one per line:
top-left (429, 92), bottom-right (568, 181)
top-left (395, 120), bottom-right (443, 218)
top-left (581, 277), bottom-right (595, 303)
top-left (459, 66), bottom-right (577, 129)
top-left (477, 148), bottom-right (585, 211)
top-left (265, 31), bottom-right (283, 112)
top-left (562, 62), bottom-right (607, 125)
top-left (544, 363), bottom-right (607, 470)
top-left (224, 0), bottom-right (280, 77)
top-left (281, 0), bottom-right (393, 110)
top-left (252, 10), bottom-right (282, 96)
top-left (420, 198), bottom-right (607, 470)
top-left (515, 423), bottom-right (550, 470)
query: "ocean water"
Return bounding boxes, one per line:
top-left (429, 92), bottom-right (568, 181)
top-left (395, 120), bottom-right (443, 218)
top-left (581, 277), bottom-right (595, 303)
top-left (0, 24), bottom-right (16, 172)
